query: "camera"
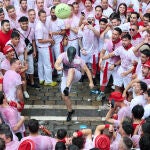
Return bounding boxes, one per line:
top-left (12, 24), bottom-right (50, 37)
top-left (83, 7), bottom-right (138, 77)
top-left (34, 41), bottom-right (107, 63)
top-left (111, 99), bottom-right (115, 108)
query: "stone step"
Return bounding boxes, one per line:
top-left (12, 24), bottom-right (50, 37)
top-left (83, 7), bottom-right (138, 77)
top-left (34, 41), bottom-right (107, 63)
top-left (22, 105), bottom-right (109, 118)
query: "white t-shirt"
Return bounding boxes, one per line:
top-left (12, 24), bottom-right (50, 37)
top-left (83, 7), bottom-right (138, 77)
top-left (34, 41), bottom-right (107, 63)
top-left (143, 104), bottom-right (150, 119)
top-left (130, 95), bottom-right (147, 110)
top-left (3, 70), bottom-right (22, 102)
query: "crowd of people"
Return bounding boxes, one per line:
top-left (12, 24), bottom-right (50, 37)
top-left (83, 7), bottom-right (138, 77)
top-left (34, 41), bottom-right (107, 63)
top-left (0, 0), bottom-right (149, 149)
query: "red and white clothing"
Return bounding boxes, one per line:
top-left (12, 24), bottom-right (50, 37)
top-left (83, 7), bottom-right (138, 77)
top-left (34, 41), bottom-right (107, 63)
top-left (0, 105), bottom-right (25, 134)
top-left (113, 45), bottom-right (136, 87)
top-left (3, 70), bottom-right (22, 102)
top-left (18, 27), bottom-right (35, 74)
top-left (47, 17), bottom-right (65, 59)
top-left (58, 52), bottom-right (85, 93)
top-left (65, 16), bottom-right (80, 55)
top-left (100, 39), bottom-right (122, 86)
top-left (78, 24), bottom-right (99, 63)
top-left (131, 33), bottom-right (143, 47)
top-left (35, 20), bottom-right (53, 83)
top-left (6, 40), bottom-right (26, 62)
top-left (21, 135), bottom-right (53, 150)
top-left (6, 16), bottom-right (20, 29)
top-left (82, 8), bottom-right (94, 19)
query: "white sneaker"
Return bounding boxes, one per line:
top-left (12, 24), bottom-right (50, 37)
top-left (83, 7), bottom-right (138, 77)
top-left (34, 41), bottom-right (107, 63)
top-left (23, 91), bottom-right (30, 99)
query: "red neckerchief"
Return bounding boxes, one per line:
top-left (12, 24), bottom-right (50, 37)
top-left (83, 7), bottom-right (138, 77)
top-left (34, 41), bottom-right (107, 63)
top-left (100, 29), bottom-right (104, 34)
top-left (145, 75), bottom-right (150, 79)
top-left (132, 32), bottom-right (141, 40)
top-left (112, 38), bottom-right (121, 45)
top-left (95, 15), bottom-right (102, 20)
top-left (124, 43), bottom-right (132, 50)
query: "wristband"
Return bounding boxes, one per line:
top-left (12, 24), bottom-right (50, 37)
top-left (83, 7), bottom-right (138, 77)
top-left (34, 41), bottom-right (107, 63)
top-left (77, 131), bottom-right (83, 137)
top-left (105, 124), bottom-right (110, 129)
top-left (139, 8), bottom-right (142, 12)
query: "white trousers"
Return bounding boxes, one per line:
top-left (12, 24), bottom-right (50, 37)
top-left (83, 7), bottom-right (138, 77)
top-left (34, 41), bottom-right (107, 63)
top-left (26, 54), bottom-right (34, 74)
top-left (37, 47), bottom-right (52, 83)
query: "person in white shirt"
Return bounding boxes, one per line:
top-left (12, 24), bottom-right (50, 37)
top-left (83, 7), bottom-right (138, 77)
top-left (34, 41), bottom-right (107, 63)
top-left (28, 9), bottom-right (36, 28)
top-left (35, 10), bottom-right (57, 86)
top-left (0, 8), bottom-right (5, 30)
top-left (130, 81), bottom-right (147, 110)
top-left (101, 0), bottom-right (113, 19)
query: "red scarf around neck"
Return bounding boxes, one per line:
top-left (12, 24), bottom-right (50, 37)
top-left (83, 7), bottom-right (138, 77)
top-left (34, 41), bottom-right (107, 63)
top-left (112, 38), bottom-right (121, 45)
top-left (132, 32), bottom-right (141, 40)
top-left (124, 43), bottom-right (132, 50)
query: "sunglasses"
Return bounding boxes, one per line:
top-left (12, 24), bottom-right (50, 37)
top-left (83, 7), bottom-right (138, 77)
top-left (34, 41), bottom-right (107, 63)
top-left (129, 28), bottom-right (135, 31)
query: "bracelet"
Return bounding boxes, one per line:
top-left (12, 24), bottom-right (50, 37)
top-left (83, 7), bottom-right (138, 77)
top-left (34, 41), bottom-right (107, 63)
top-left (105, 124), bottom-right (110, 129)
top-left (77, 131), bottom-right (83, 137)
top-left (139, 8), bottom-right (142, 12)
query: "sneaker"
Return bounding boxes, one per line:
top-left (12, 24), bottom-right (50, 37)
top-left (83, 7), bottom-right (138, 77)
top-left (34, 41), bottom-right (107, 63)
top-left (63, 87), bottom-right (69, 96)
top-left (39, 80), bottom-right (44, 85)
top-left (96, 92), bottom-right (105, 101)
top-left (90, 89), bottom-right (100, 95)
top-left (23, 91), bottom-right (30, 99)
top-left (66, 110), bottom-right (75, 121)
top-left (44, 81), bottom-right (57, 86)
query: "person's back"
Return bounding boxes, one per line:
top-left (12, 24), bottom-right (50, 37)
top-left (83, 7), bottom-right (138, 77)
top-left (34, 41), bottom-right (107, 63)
top-left (21, 119), bottom-right (53, 150)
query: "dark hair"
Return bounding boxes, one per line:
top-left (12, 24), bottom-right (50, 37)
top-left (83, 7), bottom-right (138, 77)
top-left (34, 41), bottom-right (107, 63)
top-left (122, 120), bottom-right (134, 135)
top-left (141, 49), bottom-right (150, 57)
top-left (28, 119), bottom-right (39, 134)
top-left (109, 12), bottom-right (120, 20)
top-left (11, 31), bottom-right (20, 39)
top-left (90, 148), bottom-right (99, 150)
top-left (18, 16), bottom-right (28, 22)
top-left (95, 5), bottom-right (103, 12)
top-left (6, 5), bottom-right (15, 12)
top-left (51, 6), bottom-right (56, 11)
top-left (99, 18), bottom-right (108, 24)
top-left (122, 136), bottom-right (133, 149)
top-left (0, 92), bottom-right (4, 105)
top-left (38, 9), bottom-right (46, 17)
top-left (20, 0), bottom-right (27, 4)
top-left (111, 17), bottom-right (121, 23)
top-left (142, 122), bottom-right (150, 134)
top-left (72, 137), bottom-right (84, 149)
top-left (1, 19), bottom-right (9, 26)
top-left (143, 13), bottom-right (150, 20)
top-left (117, 3), bottom-right (127, 16)
top-left (131, 12), bottom-right (140, 19)
top-left (0, 138), bottom-right (5, 150)
top-left (139, 81), bottom-right (148, 93)
top-left (55, 142), bottom-right (66, 150)
top-left (10, 58), bottom-right (19, 65)
top-left (57, 129), bottom-right (67, 140)
top-left (0, 124), bottom-right (13, 141)
top-left (132, 105), bottom-right (144, 119)
top-left (68, 144), bottom-right (79, 150)
top-left (114, 27), bottom-right (122, 35)
top-left (0, 8), bottom-right (4, 14)
top-left (122, 34), bottom-right (131, 40)
top-left (0, 113), bottom-right (4, 124)
top-left (139, 134), bottom-right (150, 150)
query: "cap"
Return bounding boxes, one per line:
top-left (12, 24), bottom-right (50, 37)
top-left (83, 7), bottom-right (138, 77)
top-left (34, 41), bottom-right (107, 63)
top-left (3, 45), bottom-right (14, 55)
top-left (143, 60), bottom-right (150, 68)
top-left (18, 139), bottom-right (35, 150)
top-left (109, 91), bottom-right (124, 102)
top-left (95, 134), bottom-right (110, 150)
top-left (127, 7), bottom-right (134, 13)
top-left (140, 44), bottom-right (150, 52)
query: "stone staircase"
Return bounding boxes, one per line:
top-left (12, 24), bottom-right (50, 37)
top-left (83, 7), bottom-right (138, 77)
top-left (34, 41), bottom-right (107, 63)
top-left (22, 78), bottom-right (111, 134)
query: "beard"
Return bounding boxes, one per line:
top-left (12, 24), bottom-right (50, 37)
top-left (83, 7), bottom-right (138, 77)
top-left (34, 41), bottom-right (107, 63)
top-left (51, 15), bottom-right (57, 20)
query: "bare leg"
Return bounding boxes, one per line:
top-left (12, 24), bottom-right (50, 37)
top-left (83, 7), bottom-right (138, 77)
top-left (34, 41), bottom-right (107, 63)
top-left (29, 74), bottom-right (34, 85)
top-left (62, 95), bottom-right (72, 112)
top-left (66, 68), bottom-right (75, 87)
